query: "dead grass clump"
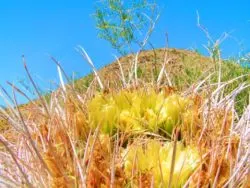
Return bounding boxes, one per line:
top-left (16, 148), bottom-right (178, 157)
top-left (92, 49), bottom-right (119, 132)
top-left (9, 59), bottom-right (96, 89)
top-left (0, 48), bottom-right (249, 187)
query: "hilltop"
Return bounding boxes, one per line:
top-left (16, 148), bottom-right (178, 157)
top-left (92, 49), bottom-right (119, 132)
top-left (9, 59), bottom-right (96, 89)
top-left (73, 48), bottom-right (249, 91)
top-left (74, 48), bottom-right (212, 91)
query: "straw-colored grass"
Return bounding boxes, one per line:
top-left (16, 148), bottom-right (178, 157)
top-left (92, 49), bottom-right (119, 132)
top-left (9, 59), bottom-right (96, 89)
top-left (0, 47), bottom-right (249, 187)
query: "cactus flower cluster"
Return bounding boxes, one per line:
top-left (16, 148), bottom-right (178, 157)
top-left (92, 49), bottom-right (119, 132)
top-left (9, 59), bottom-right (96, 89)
top-left (88, 89), bottom-right (191, 134)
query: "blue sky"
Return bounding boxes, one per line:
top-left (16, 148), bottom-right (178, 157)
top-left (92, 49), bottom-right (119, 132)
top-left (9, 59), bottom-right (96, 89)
top-left (0, 0), bottom-right (249, 105)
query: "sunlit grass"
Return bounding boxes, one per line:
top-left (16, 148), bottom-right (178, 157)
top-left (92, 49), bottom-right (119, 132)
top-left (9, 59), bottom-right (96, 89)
top-left (0, 47), bottom-right (249, 187)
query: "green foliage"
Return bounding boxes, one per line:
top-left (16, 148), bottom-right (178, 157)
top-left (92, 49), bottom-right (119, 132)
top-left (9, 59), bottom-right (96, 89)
top-left (220, 60), bottom-right (250, 115)
top-left (137, 66), bottom-right (143, 78)
top-left (94, 0), bottom-right (159, 55)
top-left (73, 74), bottom-right (94, 92)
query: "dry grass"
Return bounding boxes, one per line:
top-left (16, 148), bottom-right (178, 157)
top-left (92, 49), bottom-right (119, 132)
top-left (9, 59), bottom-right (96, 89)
top-left (0, 48), bottom-right (249, 187)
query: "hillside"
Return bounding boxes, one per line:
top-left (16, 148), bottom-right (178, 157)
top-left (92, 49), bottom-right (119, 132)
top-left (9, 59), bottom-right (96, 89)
top-left (74, 48), bottom-right (212, 91)
top-left (73, 48), bottom-right (248, 91)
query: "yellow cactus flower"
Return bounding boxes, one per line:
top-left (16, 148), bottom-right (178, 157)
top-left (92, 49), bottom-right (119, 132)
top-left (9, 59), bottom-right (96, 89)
top-left (124, 140), bottom-right (200, 187)
top-left (143, 108), bottom-right (158, 131)
top-left (88, 93), bottom-right (119, 134)
top-left (156, 94), bottom-right (191, 133)
top-left (119, 110), bottom-right (142, 131)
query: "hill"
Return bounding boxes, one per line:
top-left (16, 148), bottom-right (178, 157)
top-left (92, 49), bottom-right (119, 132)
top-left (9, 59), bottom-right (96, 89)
top-left (74, 48), bottom-right (212, 91)
top-left (73, 48), bottom-right (248, 90)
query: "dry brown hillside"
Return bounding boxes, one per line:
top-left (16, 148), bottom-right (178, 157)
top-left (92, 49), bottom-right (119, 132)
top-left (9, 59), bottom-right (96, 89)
top-left (74, 48), bottom-right (213, 91)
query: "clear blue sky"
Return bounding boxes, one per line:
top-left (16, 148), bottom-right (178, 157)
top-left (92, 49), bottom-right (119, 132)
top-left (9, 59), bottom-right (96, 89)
top-left (0, 0), bottom-right (249, 105)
